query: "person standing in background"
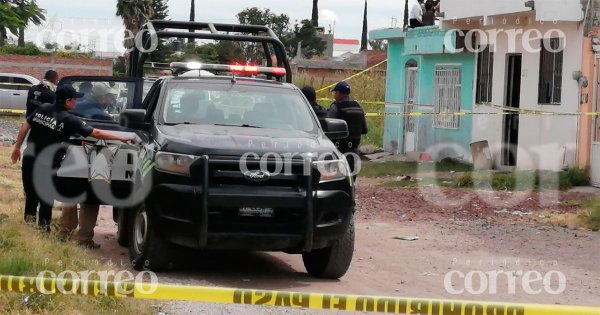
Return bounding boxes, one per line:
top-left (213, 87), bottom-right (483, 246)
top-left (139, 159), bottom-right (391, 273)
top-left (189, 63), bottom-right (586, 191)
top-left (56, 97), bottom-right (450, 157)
top-left (301, 86), bottom-right (328, 119)
top-left (27, 70), bottom-right (59, 117)
top-left (327, 82), bottom-right (368, 181)
top-left (409, 0), bottom-right (424, 28)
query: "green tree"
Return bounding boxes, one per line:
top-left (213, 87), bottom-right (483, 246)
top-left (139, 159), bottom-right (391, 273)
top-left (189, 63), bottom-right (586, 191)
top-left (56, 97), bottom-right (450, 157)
top-left (188, 0), bottom-right (194, 43)
top-left (214, 41), bottom-right (245, 64)
top-left (286, 19), bottom-right (325, 59)
top-left (148, 0), bottom-right (169, 62)
top-left (151, 0), bottom-right (168, 20)
top-left (168, 42), bottom-right (220, 64)
top-left (369, 39), bottom-right (387, 50)
top-left (311, 0), bottom-right (318, 26)
top-left (0, 1), bottom-right (21, 46)
top-left (236, 7), bottom-right (291, 62)
top-left (116, 0), bottom-right (154, 49)
top-left (14, 0), bottom-right (45, 47)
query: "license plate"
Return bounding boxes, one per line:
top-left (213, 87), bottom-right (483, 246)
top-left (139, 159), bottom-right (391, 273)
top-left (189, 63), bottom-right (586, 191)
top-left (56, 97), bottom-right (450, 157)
top-left (239, 207), bottom-right (274, 218)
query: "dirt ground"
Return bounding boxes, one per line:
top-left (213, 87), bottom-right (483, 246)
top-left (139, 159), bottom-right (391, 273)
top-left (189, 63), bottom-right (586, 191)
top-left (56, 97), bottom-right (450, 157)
top-left (72, 177), bottom-right (600, 314)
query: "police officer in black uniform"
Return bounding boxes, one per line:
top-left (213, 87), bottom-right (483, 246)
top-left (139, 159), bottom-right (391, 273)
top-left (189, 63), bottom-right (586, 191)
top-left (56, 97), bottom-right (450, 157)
top-left (11, 85), bottom-right (134, 231)
top-left (27, 70), bottom-right (59, 117)
top-left (327, 81), bottom-right (368, 181)
top-left (301, 86), bottom-right (328, 119)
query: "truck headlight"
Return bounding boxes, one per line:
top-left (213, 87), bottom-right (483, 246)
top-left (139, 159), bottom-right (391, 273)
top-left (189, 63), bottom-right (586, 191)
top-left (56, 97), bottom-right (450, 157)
top-left (155, 152), bottom-right (199, 176)
top-left (314, 160), bottom-right (349, 183)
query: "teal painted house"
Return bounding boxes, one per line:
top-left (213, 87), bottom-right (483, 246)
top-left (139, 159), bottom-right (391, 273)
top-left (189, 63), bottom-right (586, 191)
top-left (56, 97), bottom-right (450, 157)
top-left (370, 26), bottom-right (475, 161)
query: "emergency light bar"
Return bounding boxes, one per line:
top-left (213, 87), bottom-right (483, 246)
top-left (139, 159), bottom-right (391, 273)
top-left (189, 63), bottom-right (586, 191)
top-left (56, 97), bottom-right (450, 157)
top-left (170, 62), bottom-right (287, 77)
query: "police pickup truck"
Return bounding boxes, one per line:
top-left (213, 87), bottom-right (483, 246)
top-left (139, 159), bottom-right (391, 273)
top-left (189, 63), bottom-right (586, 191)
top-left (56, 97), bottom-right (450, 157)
top-left (54, 21), bottom-right (355, 279)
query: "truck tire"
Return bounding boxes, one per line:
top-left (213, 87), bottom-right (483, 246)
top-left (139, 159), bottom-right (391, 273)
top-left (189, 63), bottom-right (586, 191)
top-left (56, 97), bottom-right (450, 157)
top-left (116, 208), bottom-right (130, 247)
top-left (302, 217), bottom-right (355, 279)
top-left (128, 203), bottom-right (176, 271)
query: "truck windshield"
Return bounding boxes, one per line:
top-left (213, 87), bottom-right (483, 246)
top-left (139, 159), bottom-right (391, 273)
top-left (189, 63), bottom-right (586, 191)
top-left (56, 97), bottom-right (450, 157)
top-left (162, 81), bottom-right (318, 133)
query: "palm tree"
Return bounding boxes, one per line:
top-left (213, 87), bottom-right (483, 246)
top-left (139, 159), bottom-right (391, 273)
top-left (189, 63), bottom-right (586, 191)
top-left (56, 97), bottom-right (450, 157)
top-left (311, 0), bottom-right (318, 26)
top-left (116, 0), bottom-right (154, 49)
top-left (0, 1), bottom-right (21, 46)
top-left (15, 0), bottom-right (45, 47)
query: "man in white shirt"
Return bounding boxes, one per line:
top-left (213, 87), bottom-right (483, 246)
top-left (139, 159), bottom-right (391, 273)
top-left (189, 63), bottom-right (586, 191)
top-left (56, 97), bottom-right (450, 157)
top-left (409, 0), bottom-right (424, 28)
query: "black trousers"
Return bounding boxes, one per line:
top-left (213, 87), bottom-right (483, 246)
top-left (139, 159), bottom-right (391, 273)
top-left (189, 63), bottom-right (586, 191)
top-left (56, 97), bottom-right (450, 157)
top-left (340, 148), bottom-right (360, 183)
top-left (410, 19), bottom-right (423, 28)
top-left (21, 155), bottom-right (53, 229)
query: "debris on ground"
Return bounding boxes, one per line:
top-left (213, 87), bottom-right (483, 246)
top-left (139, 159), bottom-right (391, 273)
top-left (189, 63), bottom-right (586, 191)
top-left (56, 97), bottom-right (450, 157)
top-left (395, 175), bottom-right (412, 182)
top-left (393, 236), bottom-right (419, 241)
top-left (494, 209), bottom-right (533, 216)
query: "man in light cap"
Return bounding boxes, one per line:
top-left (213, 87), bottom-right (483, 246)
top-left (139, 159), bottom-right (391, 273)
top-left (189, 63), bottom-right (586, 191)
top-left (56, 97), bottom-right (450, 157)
top-left (327, 81), bottom-right (368, 181)
top-left (72, 82), bottom-right (117, 121)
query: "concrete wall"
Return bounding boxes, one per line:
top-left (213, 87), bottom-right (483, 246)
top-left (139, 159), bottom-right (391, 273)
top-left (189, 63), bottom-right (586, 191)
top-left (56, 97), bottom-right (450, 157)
top-left (0, 54), bottom-right (113, 80)
top-left (377, 28), bottom-right (476, 160)
top-left (442, 0), bottom-right (583, 21)
top-left (470, 21), bottom-right (584, 171)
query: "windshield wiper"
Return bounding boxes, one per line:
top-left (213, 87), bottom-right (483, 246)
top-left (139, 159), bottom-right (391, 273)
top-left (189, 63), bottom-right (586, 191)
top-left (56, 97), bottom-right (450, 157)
top-left (213, 123), bottom-right (262, 128)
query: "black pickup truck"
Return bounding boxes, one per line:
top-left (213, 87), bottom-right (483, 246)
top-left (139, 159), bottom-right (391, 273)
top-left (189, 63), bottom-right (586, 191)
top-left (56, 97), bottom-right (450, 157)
top-left (55, 21), bottom-right (355, 279)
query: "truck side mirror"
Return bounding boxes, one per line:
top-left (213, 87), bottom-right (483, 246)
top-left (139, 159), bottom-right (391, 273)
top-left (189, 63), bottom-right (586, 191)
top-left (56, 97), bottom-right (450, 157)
top-left (119, 109), bottom-right (150, 131)
top-left (322, 118), bottom-right (349, 140)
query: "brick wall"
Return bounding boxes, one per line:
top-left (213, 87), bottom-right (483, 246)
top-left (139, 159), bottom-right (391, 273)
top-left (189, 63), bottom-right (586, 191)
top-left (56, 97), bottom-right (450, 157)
top-left (0, 54), bottom-right (113, 79)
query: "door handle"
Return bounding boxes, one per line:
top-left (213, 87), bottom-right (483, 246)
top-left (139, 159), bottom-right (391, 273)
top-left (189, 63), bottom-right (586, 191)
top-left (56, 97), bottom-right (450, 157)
top-left (12, 93), bottom-right (21, 96)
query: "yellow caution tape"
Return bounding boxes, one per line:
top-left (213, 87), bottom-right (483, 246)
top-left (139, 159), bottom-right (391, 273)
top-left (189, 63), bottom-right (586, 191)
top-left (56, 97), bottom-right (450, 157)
top-left (1, 275), bottom-right (599, 314)
top-left (0, 109), bottom-right (26, 116)
top-left (315, 59), bottom-right (388, 94)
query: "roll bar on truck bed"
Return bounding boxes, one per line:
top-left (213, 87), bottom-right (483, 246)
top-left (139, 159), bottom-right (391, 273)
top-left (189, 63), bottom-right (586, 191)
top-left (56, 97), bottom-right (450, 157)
top-left (128, 20), bottom-right (293, 83)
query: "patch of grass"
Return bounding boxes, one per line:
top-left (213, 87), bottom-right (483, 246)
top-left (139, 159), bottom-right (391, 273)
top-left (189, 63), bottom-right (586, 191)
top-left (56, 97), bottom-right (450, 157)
top-left (0, 147), bottom-right (152, 314)
top-left (359, 160), bottom-right (473, 178)
top-left (0, 255), bottom-right (36, 276)
top-left (579, 198), bottom-right (600, 231)
top-left (454, 168), bottom-right (589, 191)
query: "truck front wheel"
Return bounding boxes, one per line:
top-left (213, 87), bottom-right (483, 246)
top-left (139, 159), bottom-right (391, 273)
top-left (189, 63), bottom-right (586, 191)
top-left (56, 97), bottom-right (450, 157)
top-left (302, 217), bottom-right (355, 279)
top-left (128, 203), bottom-right (176, 271)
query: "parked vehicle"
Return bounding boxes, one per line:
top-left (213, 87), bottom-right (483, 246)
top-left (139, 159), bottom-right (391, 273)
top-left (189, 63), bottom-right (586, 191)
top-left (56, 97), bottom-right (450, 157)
top-left (0, 73), bottom-right (39, 111)
top-left (54, 21), bottom-right (355, 279)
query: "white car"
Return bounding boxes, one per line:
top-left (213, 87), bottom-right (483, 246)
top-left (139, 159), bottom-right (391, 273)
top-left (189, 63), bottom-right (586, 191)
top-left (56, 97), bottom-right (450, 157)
top-left (0, 73), bottom-right (40, 111)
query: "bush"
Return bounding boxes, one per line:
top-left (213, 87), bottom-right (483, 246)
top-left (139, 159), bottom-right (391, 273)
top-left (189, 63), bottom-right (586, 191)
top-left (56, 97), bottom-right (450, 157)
top-left (579, 198), bottom-right (600, 231)
top-left (0, 43), bottom-right (44, 56)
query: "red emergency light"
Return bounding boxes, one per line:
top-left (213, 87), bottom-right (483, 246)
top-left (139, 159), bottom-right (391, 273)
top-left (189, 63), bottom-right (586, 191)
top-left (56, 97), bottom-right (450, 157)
top-left (171, 62), bottom-right (286, 78)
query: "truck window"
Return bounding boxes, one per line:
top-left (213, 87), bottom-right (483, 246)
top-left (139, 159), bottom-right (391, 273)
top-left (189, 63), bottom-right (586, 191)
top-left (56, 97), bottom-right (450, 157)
top-left (162, 82), bottom-right (317, 133)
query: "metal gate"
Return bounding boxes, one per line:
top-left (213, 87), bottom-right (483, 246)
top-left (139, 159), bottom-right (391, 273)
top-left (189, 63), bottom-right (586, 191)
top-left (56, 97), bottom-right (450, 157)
top-left (433, 68), bottom-right (462, 129)
top-left (591, 56), bottom-right (600, 187)
top-left (404, 67), bottom-right (418, 153)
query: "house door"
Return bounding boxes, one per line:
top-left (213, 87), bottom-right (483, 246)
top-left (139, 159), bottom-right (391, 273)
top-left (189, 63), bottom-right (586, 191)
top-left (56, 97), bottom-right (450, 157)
top-left (404, 66), bottom-right (418, 153)
top-left (502, 55), bottom-right (522, 166)
top-left (591, 56), bottom-right (600, 187)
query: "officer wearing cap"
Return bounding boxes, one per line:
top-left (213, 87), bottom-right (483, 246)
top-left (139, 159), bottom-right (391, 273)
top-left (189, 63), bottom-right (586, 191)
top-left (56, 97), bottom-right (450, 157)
top-left (11, 85), bottom-right (134, 231)
top-left (328, 81), bottom-right (368, 180)
top-left (72, 82), bottom-right (117, 121)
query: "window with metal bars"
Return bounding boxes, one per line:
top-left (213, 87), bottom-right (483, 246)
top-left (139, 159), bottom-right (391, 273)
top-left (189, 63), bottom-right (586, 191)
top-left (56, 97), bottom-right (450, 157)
top-left (476, 45), bottom-right (494, 104)
top-left (538, 38), bottom-right (563, 104)
top-left (433, 68), bottom-right (462, 129)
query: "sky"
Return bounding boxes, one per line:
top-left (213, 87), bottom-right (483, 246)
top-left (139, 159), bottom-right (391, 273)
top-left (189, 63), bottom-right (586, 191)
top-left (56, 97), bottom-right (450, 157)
top-left (22, 0), bottom-right (405, 53)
